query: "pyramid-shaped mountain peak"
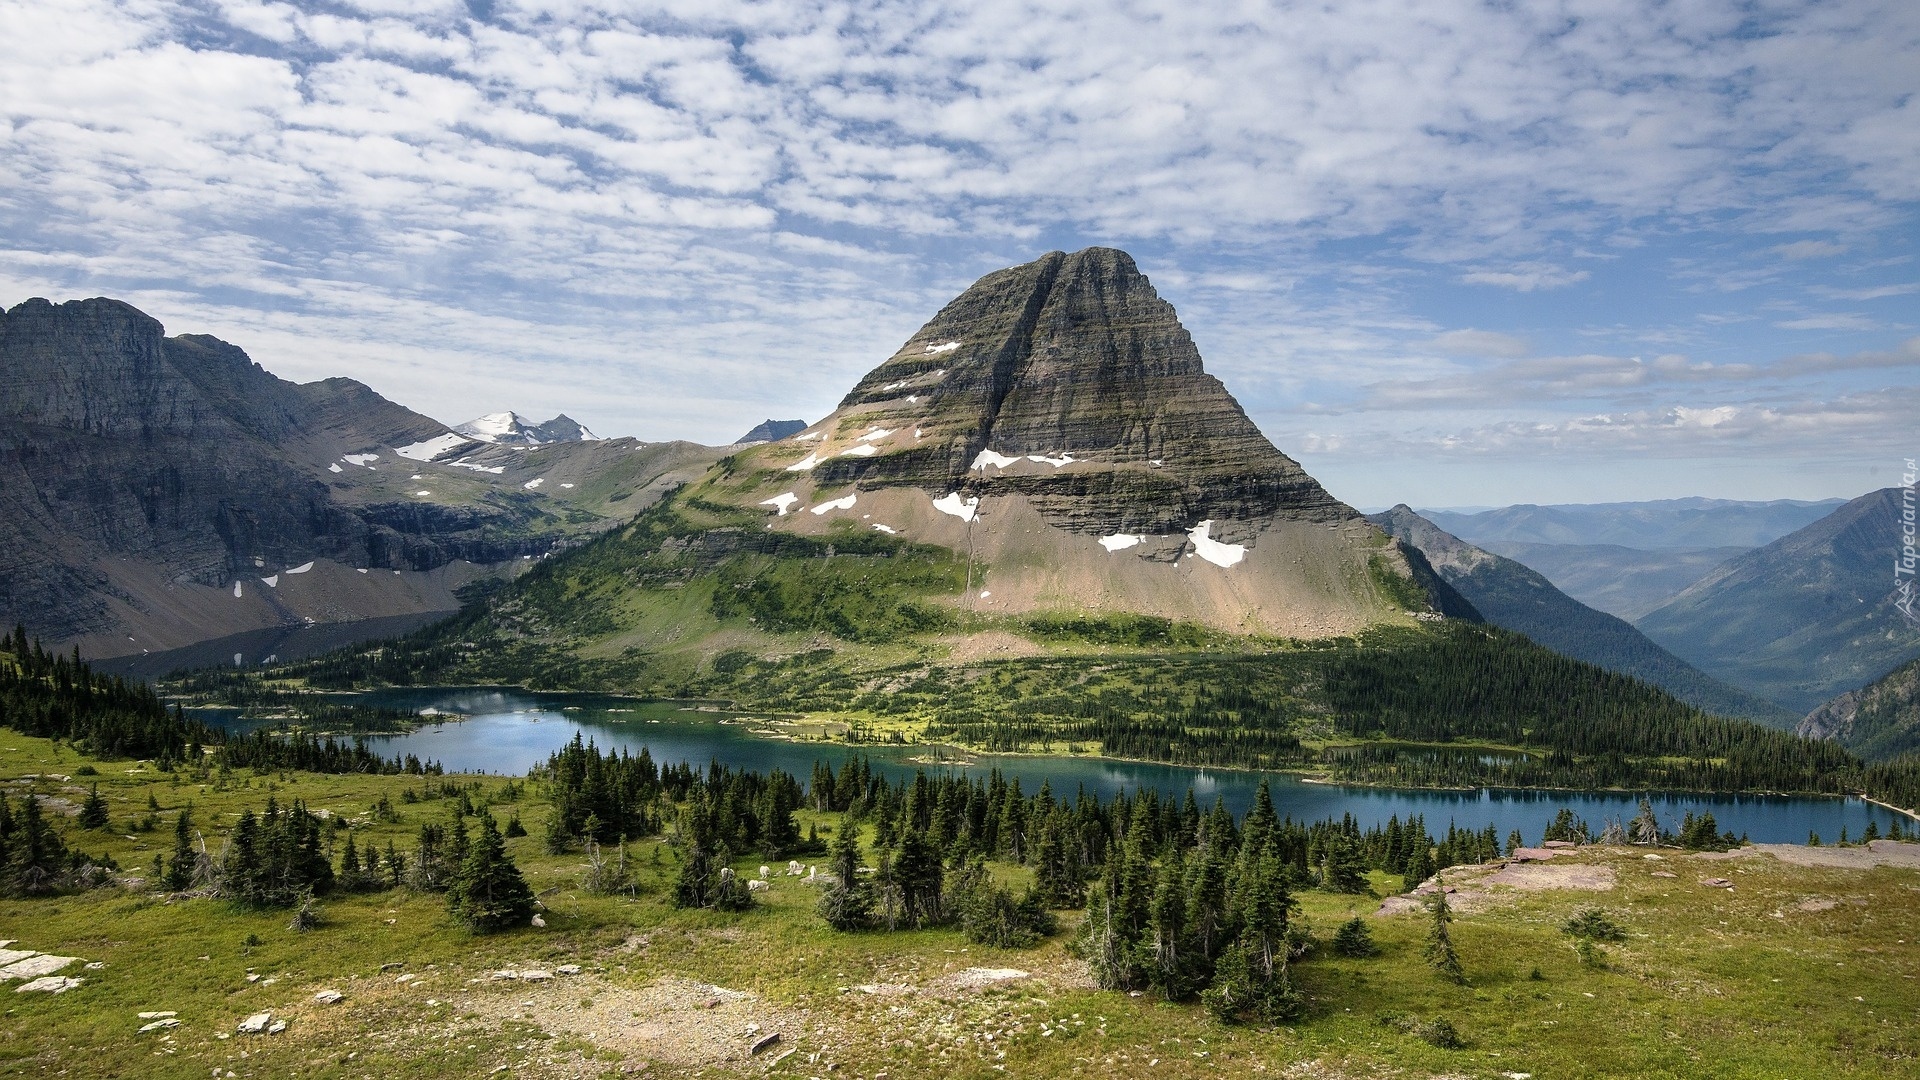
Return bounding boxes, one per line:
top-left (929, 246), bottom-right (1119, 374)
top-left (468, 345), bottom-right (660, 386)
top-left (799, 246), bottom-right (1347, 539)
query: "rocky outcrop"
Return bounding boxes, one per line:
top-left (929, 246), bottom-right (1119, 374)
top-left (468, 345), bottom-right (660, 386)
top-left (808, 248), bottom-right (1348, 541)
top-left (734, 419), bottom-right (807, 445)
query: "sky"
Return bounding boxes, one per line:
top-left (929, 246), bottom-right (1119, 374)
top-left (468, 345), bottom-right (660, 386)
top-left (2, 0), bottom-right (1915, 508)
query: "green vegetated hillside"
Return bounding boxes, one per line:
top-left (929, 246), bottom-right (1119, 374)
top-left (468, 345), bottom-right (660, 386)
top-left (233, 483), bottom-right (1920, 809)
top-left (1800, 654), bottom-right (1920, 762)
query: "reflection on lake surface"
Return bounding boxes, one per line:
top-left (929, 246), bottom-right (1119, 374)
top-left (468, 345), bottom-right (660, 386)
top-left (211, 686), bottom-right (1906, 845)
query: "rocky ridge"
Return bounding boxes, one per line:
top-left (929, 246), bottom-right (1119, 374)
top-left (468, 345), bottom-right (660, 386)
top-left (455, 412), bottom-right (600, 445)
top-left (734, 419), bottom-right (808, 445)
top-left (0, 297), bottom-right (725, 657)
top-left (1798, 654), bottom-right (1920, 761)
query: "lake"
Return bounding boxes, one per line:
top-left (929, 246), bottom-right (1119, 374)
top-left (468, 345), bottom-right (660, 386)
top-left (215, 686), bottom-right (1907, 846)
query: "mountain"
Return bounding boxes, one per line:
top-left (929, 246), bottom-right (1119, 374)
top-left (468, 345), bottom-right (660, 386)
top-left (722, 246), bottom-right (1407, 635)
top-left (260, 249), bottom-right (1855, 803)
top-left (1636, 488), bottom-right (1920, 712)
top-left (370, 247), bottom-right (1462, 689)
top-left (1480, 541), bottom-right (1748, 621)
top-left (1369, 505), bottom-right (1796, 725)
top-left (0, 297), bottom-right (726, 661)
top-left (1423, 497), bottom-right (1844, 550)
top-left (734, 419), bottom-right (808, 445)
top-left (1799, 655), bottom-right (1920, 762)
top-left (454, 412), bottom-right (600, 445)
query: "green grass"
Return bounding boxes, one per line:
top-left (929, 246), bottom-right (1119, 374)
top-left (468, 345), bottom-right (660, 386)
top-left (4, 732), bottom-right (1920, 1078)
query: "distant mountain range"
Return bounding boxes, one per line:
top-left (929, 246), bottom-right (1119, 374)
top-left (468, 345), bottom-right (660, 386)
top-left (454, 412), bottom-right (600, 446)
top-left (1478, 542), bottom-right (1750, 622)
top-left (1369, 506), bottom-right (1794, 725)
top-left (1636, 487), bottom-right (1920, 713)
top-left (1423, 497), bottom-right (1844, 550)
top-left (0, 297), bottom-right (727, 660)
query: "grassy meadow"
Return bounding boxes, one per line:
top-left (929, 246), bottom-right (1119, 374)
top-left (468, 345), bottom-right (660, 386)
top-left (2, 732), bottom-right (1917, 1079)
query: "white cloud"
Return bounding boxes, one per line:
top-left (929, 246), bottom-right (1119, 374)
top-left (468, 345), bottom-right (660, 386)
top-left (0, 0), bottom-right (1913, 508)
top-left (1774, 313), bottom-right (1882, 331)
top-left (1772, 239), bottom-right (1848, 260)
top-left (1432, 329), bottom-right (1530, 358)
top-left (1460, 264), bottom-right (1592, 292)
top-left (1292, 386), bottom-right (1920, 462)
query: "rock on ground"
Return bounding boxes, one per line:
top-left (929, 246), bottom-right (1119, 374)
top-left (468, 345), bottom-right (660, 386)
top-left (15, 976), bottom-right (82, 994)
top-left (941, 968), bottom-right (1031, 991)
top-left (0, 954), bottom-right (82, 980)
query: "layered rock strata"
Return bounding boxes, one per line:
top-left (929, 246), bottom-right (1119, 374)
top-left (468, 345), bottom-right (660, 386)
top-left (805, 248), bottom-right (1347, 542)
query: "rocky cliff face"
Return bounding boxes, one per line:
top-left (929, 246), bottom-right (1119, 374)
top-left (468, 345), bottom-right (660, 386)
top-left (0, 297), bottom-right (722, 654)
top-left (734, 419), bottom-right (807, 445)
top-left (807, 248), bottom-right (1346, 541)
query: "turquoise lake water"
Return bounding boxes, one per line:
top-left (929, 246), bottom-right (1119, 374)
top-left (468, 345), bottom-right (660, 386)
top-left (207, 686), bottom-right (1905, 846)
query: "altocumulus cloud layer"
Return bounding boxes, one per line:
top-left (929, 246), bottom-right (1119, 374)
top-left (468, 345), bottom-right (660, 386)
top-left (2, 0), bottom-right (1916, 504)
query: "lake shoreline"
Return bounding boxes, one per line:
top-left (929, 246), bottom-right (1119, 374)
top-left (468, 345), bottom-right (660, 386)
top-left (192, 682), bottom-right (1878, 807)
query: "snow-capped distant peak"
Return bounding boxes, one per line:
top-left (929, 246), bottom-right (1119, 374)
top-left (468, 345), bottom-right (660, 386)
top-left (455, 412), bottom-right (529, 443)
top-left (453, 412), bottom-right (600, 445)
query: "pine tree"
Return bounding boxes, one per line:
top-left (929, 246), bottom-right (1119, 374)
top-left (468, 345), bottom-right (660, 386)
top-left (1403, 834), bottom-right (1435, 887)
top-left (673, 839), bottom-right (714, 909)
top-left (385, 840), bottom-right (406, 889)
top-left (447, 814), bottom-right (534, 933)
top-left (78, 784), bottom-right (110, 830)
top-left (223, 809), bottom-right (262, 904)
top-left (1331, 916), bottom-right (1378, 958)
top-left (1185, 842), bottom-right (1231, 962)
top-left (818, 822), bottom-right (874, 931)
top-left (1320, 831), bottom-right (1371, 894)
top-left (1075, 880), bottom-right (1139, 990)
top-left (6, 795), bottom-right (70, 896)
top-left (1630, 798), bottom-right (1661, 845)
top-left (707, 841), bottom-right (753, 912)
top-left (1146, 853), bottom-right (1197, 999)
top-left (1423, 888), bottom-right (1465, 984)
top-left (338, 833), bottom-right (363, 892)
top-left (892, 830), bottom-right (945, 927)
top-left (165, 808), bottom-right (196, 891)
